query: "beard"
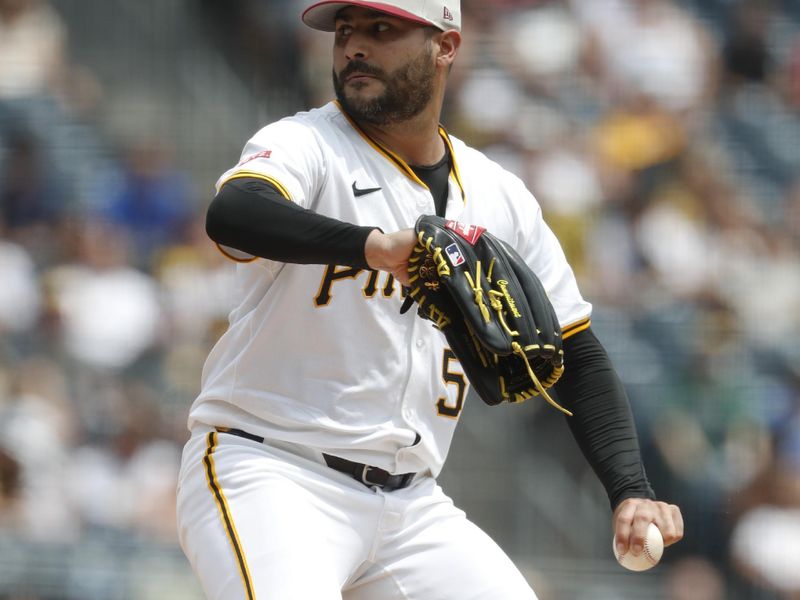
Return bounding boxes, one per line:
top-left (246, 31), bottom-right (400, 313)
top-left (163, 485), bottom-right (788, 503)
top-left (333, 43), bottom-right (436, 126)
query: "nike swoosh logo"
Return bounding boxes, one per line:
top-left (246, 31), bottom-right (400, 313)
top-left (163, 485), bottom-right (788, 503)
top-left (352, 181), bottom-right (382, 197)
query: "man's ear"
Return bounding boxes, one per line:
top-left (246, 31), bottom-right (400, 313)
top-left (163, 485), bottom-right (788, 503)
top-left (436, 30), bottom-right (461, 68)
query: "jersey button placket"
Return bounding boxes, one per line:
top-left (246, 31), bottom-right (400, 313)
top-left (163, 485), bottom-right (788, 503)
top-left (406, 336), bottom-right (425, 423)
top-left (395, 320), bottom-right (428, 469)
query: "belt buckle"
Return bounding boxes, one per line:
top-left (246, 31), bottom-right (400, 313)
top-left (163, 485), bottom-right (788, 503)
top-left (360, 464), bottom-right (383, 488)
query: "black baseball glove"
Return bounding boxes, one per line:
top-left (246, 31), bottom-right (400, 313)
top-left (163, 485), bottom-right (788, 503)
top-left (401, 215), bottom-right (570, 415)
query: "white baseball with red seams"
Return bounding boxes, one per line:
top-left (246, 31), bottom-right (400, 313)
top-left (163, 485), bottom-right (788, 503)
top-left (615, 523), bottom-right (665, 571)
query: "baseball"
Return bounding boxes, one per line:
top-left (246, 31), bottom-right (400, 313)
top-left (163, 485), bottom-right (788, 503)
top-left (614, 523), bottom-right (664, 571)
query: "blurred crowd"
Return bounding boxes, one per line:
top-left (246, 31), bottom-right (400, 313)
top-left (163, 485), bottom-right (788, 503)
top-left (1, 0), bottom-right (799, 598)
top-left (0, 1), bottom-right (236, 590)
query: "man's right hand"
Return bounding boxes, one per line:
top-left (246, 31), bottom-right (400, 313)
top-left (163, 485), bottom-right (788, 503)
top-left (364, 228), bottom-right (418, 285)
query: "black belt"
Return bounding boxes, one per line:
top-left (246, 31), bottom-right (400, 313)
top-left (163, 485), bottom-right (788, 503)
top-left (216, 428), bottom-right (415, 491)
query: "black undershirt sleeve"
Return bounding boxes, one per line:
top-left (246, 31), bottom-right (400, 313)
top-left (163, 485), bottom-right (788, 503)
top-left (553, 327), bottom-right (656, 510)
top-left (206, 177), bottom-right (378, 268)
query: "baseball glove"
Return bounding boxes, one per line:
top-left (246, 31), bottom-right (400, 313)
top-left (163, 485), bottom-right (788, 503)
top-left (401, 215), bottom-right (570, 415)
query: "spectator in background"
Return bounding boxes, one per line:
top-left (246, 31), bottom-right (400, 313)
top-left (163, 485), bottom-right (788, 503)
top-left (717, 1), bottom-right (800, 200)
top-left (197, 0), bottom-right (308, 109)
top-left (571, 0), bottom-right (717, 114)
top-left (723, 2), bottom-right (773, 86)
top-left (730, 414), bottom-right (800, 598)
top-left (155, 214), bottom-right (237, 406)
top-left (0, 220), bottom-right (41, 338)
top-left (66, 381), bottom-right (181, 541)
top-left (0, 0), bottom-right (102, 117)
top-left (0, 445), bottom-right (21, 530)
top-left (526, 133), bottom-right (605, 277)
top-left (103, 139), bottom-right (194, 268)
top-left (43, 220), bottom-right (162, 372)
top-left (0, 0), bottom-right (68, 163)
top-left (0, 130), bottom-right (63, 238)
top-left (787, 179), bottom-right (800, 244)
top-left (156, 214), bottom-right (236, 345)
top-left (494, 0), bottom-right (585, 100)
top-left (786, 35), bottom-right (800, 109)
top-left (0, 0), bottom-right (103, 258)
top-left (713, 226), bottom-right (800, 355)
top-left (666, 556), bottom-right (727, 600)
top-left (0, 0), bottom-right (66, 101)
top-left (0, 355), bottom-right (78, 542)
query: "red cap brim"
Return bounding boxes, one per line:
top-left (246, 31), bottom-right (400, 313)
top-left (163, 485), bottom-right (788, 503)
top-left (303, 1), bottom-right (433, 32)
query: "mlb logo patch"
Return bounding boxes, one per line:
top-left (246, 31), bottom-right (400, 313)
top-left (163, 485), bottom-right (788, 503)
top-left (445, 243), bottom-right (465, 267)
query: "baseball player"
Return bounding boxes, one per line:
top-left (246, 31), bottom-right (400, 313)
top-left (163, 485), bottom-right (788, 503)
top-left (176, 1), bottom-right (684, 598)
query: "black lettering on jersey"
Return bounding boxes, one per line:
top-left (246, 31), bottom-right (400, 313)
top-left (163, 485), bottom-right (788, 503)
top-left (363, 271), bottom-right (398, 299)
top-left (382, 274), bottom-right (395, 297)
top-left (314, 266), bottom-right (399, 306)
top-left (362, 269), bottom-right (380, 297)
top-left (315, 265), bottom-right (363, 306)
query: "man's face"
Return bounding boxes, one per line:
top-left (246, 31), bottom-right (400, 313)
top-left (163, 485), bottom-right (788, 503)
top-left (332, 7), bottom-right (438, 126)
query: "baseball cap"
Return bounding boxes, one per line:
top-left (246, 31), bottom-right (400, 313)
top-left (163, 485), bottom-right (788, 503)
top-left (302, 1), bottom-right (461, 32)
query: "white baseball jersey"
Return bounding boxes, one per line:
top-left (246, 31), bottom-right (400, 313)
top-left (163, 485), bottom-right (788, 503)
top-left (187, 100), bottom-right (591, 477)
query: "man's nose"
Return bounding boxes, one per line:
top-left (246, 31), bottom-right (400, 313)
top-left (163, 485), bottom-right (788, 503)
top-left (344, 33), bottom-right (369, 61)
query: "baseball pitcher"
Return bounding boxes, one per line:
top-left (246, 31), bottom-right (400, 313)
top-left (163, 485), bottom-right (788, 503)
top-left (176, 1), bottom-right (684, 598)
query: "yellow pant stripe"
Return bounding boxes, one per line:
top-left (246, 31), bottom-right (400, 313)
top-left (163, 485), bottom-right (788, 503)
top-left (203, 432), bottom-right (256, 600)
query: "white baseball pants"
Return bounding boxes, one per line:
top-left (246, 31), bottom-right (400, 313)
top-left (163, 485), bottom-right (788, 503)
top-left (176, 427), bottom-right (537, 600)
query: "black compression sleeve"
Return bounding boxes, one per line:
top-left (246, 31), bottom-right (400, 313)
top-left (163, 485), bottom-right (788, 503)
top-left (206, 177), bottom-right (378, 268)
top-left (554, 327), bottom-right (655, 510)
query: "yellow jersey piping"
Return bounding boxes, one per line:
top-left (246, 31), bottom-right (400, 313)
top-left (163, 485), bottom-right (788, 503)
top-left (214, 243), bottom-right (259, 263)
top-left (439, 126), bottom-right (466, 202)
top-left (218, 171), bottom-right (293, 201)
top-left (213, 171), bottom-right (294, 263)
top-left (335, 101), bottom-right (466, 202)
top-left (561, 316), bottom-right (591, 340)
